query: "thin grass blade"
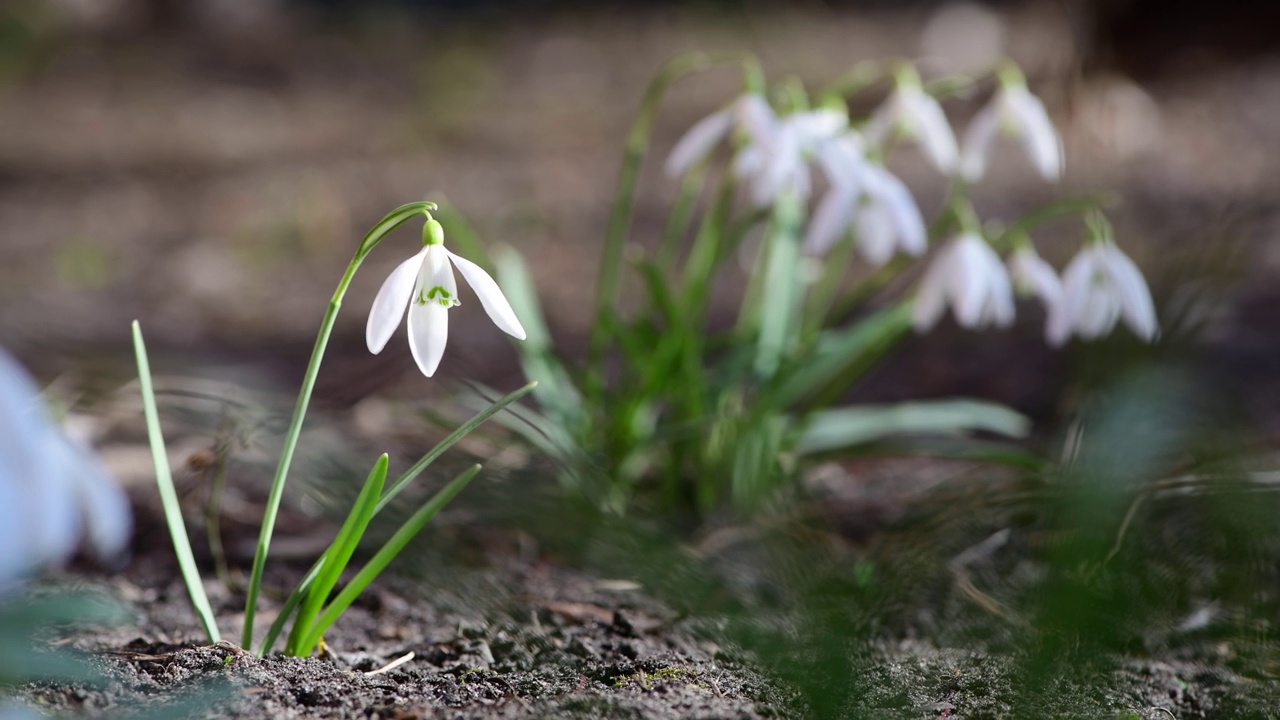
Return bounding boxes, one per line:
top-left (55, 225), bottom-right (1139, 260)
top-left (132, 321), bottom-right (220, 644)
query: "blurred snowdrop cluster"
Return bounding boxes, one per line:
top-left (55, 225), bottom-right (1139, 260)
top-left (0, 350), bottom-right (130, 588)
top-left (665, 59), bottom-right (1157, 347)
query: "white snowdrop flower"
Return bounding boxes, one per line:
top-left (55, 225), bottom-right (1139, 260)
top-left (912, 233), bottom-right (1015, 332)
top-left (0, 349), bottom-right (131, 587)
top-left (665, 87), bottom-right (852, 208)
top-left (857, 163), bottom-right (927, 260)
top-left (864, 73), bottom-right (959, 174)
top-left (664, 94), bottom-right (780, 179)
top-left (743, 106), bottom-right (847, 207)
top-left (1049, 241), bottom-right (1157, 345)
top-left (1006, 246), bottom-right (1067, 343)
top-left (960, 81), bottom-right (1064, 182)
top-left (805, 133), bottom-right (926, 266)
top-left (366, 218), bottom-right (526, 377)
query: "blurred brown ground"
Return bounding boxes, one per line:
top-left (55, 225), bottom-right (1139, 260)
top-left (1, 0), bottom-right (1278, 423)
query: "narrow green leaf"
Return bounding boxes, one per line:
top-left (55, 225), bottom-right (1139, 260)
top-left (494, 247), bottom-right (584, 424)
top-left (287, 454), bottom-right (388, 656)
top-left (754, 195), bottom-right (805, 378)
top-left (300, 465), bottom-right (483, 653)
top-left (774, 301), bottom-right (913, 409)
top-left (795, 399), bottom-right (1032, 455)
top-left (132, 321), bottom-right (220, 644)
top-left (257, 559), bottom-right (321, 657)
top-left (258, 381), bottom-right (534, 656)
top-left (589, 52), bottom-right (720, 369)
top-left (657, 166), bottom-right (708, 272)
top-left (378, 381), bottom-right (535, 513)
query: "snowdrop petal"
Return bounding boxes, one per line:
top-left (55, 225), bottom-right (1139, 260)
top-left (1008, 248), bottom-right (1068, 342)
top-left (407, 300), bottom-right (450, 377)
top-left (853, 202), bottom-right (896, 266)
top-left (366, 247), bottom-right (428, 354)
top-left (58, 436), bottom-right (130, 561)
top-left (732, 147), bottom-right (763, 179)
top-left (735, 94), bottom-right (779, 148)
top-left (863, 98), bottom-right (896, 149)
top-left (1008, 247), bottom-right (1063, 305)
top-left (949, 237), bottom-right (990, 327)
top-left (903, 87), bottom-right (959, 173)
top-left (1099, 244), bottom-right (1158, 341)
top-left (815, 134), bottom-right (866, 188)
top-left (1006, 88), bottom-right (1064, 181)
top-left (761, 126), bottom-right (802, 201)
top-left (959, 102), bottom-right (1001, 181)
top-left (912, 245), bottom-right (954, 332)
top-left (862, 164), bottom-right (926, 255)
top-left (805, 185), bottom-right (858, 256)
top-left (447, 250), bottom-right (527, 340)
top-left (986, 253), bottom-right (1017, 327)
top-left (0, 351), bottom-right (130, 585)
top-left (665, 107), bottom-right (734, 178)
top-left (793, 108), bottom-right (847, 144)
top-left (1078, 289), bottom-right (1120, 339)
top-left (1059, 248), bottom-right (1095, 329)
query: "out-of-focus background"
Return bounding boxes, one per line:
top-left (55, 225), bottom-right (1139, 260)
top-left (2, 0), bottom-right (1279, 430)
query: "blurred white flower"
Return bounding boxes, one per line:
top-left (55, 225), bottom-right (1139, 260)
top-left (806, 134), bottom-right (926, 265)
top-left (912, 233), bottom-right (1014, 331)
top-left (1049, 241), bottom-right (1158, 345)
top-left (1006, 246), bottom-right (1067, 343)
top-left (742, 107), bottom-right (847, 207)
top-left (366, 219), bottom-right (526, 377)
top-left (865, 76), bottom-right (959, 174)
top-left (0, 349), bottom-right (130, 587)
top-left (665, 94), bottom-right (778, 179)
top-left (960, 82), bottom-right (1063, 182)
top-left (665, 93), bottom-right (849, 207)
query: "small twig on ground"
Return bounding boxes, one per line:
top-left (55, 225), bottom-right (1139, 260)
top-left (364, 651), bottom-right (415, 676)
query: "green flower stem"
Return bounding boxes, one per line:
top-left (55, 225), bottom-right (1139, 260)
top-left (587, 52), bottom-right (726, 392)
top-left (656, 166), bottom-right (707, 272)
top-left (256, 380), bottom-right (535, 656)
top-left (240, 201), bottom-right (434, 651)
top-left (298, 464), bottom-right (482, 655)
top-left (753, 194), bottom-right (805, 379)
top-left (132, 321), bottom-right (221, 644)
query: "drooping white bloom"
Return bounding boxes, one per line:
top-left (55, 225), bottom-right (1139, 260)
top-left (864, 79), bottom-right (959, 174)
top-left (665, 94), bottom-right (779, 179)
top-left (960, 82), bottom-right (1063, 182)
top-left (912, 233), bottom-right (1015, 332)
top-left (1048, 241), bottom-right (1157, 345)
top-left (366, 219), bottom-right (526, 377)
top-left (743, 107), bottom-right (847, 207)
top-left (665, 93), bottom-right (849, 207)
top-left (805, 133), bottom-right (926, 265)
top-left (0, 349), bottom-right (130, 587)
top-left (1006, 246), bottom-right (1067, 343)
